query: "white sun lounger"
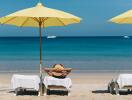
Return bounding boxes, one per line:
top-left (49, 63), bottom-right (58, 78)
top-left (43, 76), bottom-right (72, 96)
top-left (11, 74), bottom-right (40, 95)
top-left (108, 74), bottom-right (132, 95)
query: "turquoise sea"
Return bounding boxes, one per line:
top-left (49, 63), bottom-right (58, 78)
top-left (0, 36), bottom-right (132, 73)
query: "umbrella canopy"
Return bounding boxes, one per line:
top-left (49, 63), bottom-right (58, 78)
top-left (0, 2), bottom-right (81, 95)
top-left (109, 10), bottom-right (132, 24)
top-left (0, 2), bottom-right (81, 27)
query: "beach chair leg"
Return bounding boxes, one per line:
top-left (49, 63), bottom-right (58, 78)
top-left (15, 88), bottom-right (20, 96)
top-left (14, 88), bottom-right (18, 96)
top-left (38, 91), bottom-right (40, 96)
top-left (44, 93), bottom-right (47, 96)
top-left (108, 82), bottom-right (114, 94)
top-left (108, 83), bottom-right (111, 93)
top-left (68, 91), bottom-right (71, 96)
top-left (15, 87), bottom-right (21, 96)
top-left (115, 83), bottom-right (119, 95)
top-left (109, 85), bottom-right (114, 94)
top-left (108, 80), bottom-right (116, 95)
top-left (47, 89), bottom-right (50, 95)
top-left (128, 89), bottom-right (130, 93)
top-left (24, 89), bottom-right (26, 92)
top-left (44, 88), bottom-right (47, 96)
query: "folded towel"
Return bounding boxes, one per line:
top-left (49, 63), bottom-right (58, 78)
top-left (11, 74), bottom-right (40, 91)
top-left (44, 76), bottom-right (72, 90)
top-left (117, 74), bottom-right (132, 88)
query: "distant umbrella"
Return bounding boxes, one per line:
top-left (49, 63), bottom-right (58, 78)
top-left (109, 10), bottom-right (132, 24)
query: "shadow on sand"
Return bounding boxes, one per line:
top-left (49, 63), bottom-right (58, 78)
top-left (47, 90), bottom-right (68, 96)
top-left (92, 90), bottom-right (132, 95)
top-left (9, 90), bottom-right (38, 96)
top-left (9, 90), bottom-right (68, 96)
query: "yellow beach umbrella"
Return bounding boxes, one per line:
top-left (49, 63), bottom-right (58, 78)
top-left (0, 2), bottom-right (81, 95)
top-left (109, 10), bottom-right (132, 24)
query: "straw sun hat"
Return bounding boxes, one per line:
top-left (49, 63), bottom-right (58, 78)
top-left (52, 64), bottom-right (64, 71)
top-left (44, 64), bottom-right (72, 78)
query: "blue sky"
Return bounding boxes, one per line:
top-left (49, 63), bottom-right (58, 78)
top-left (0, 0), bottom-right (132, 36)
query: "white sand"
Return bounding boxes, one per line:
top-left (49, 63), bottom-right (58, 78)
top-left (0, 73), bottom-right (132, 100)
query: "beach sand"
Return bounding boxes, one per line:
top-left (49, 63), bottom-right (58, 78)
top-left (0, 72), bottom-right (132, 100)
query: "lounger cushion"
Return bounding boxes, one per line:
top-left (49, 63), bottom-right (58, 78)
top-left (11, 74), bottom-right (40, 91)
top-left (44, 76), bottom-right (72, 90)
top-left (117, 74), bottom-right (132, 88)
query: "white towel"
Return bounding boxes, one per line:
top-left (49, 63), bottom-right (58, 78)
top-left (11, 74), bottom-right (40, 91)
top-left (117, 74), bottom-right (132, 88)
top-left (44, 76), bottom-right (72, 90)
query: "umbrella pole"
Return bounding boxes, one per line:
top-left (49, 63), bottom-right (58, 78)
top-left (39, 22), bottom-right (43, 96)
top-left (39, 23), bottom-right (42, 78)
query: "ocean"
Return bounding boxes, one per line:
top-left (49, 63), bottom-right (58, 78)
top-left (0, 36), bottom-right (132, 73)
